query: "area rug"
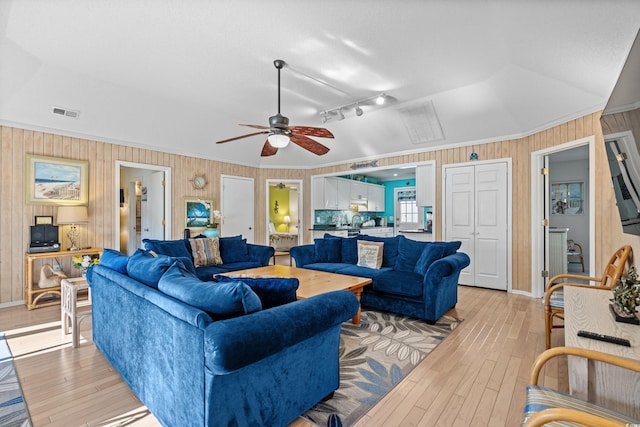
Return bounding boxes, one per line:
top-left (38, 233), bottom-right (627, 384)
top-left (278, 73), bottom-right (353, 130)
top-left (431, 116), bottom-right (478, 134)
top-left (0, 333), bottom-right (32, 427)
top-left (302, 310), bottom-right (461, 427)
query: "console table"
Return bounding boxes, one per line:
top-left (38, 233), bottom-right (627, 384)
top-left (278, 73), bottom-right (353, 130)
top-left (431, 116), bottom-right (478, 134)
top-left (61, 277), bottom-right (91, 348)
top-left (24, 248), bottom-right (102, 310)
top-left (564, 286), bottom-right (640, 419)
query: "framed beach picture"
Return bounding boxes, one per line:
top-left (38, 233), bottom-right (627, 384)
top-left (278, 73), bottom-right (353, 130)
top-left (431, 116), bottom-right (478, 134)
top-left (25, 155), bottom-right (89, 206)
top-left (184, 197), bottom-right (212, 229)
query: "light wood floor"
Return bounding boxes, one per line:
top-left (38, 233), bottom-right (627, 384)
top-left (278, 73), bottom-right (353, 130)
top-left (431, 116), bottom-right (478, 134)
top-left (1, 285), bottom-right (567, 426)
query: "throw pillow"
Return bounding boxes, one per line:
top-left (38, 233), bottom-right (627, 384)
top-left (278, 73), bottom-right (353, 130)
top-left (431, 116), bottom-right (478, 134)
top-left (214, 274), bottom-right (299, 309)
top-left (127, 249), bottom-right (177, 288)
top-left (219, 238), bottom-right (249, 263)
top-left (357, 240), bottom-right (384, 269)
top-left (143, 238), bottom-right (192, 259)
top-left (324, 234), bottom-right (358, 264)
top-left (189, 237), bottom-right (223, 267)
top-left (314, 238), bottom-right (342, 263)
top-left (159, 263), bottom-right (262, 319)
top-left (99, 248), bottom-right (128, 274)
top-left (414, 243), bottom-right (446, 276)
top-left (394, 236), bottom-right (427, 272)
top-left (358, 235), bottom-right (400, 267)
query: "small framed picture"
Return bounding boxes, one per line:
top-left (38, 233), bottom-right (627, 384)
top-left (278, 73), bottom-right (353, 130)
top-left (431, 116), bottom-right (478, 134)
top-left (35, 215), bottom-right (54, 225)
top-left (184, 197), bottom-right (212, 229)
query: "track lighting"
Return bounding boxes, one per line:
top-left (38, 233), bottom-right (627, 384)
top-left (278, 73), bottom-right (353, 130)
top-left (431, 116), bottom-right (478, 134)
top-left (319, 93), bottom-right (394, 123)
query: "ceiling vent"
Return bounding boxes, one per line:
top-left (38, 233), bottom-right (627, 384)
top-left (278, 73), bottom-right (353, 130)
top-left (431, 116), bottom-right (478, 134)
top-left (397, 100), bottom-right (444, 144)
top-left (52, 106), bottom-right (80, 119)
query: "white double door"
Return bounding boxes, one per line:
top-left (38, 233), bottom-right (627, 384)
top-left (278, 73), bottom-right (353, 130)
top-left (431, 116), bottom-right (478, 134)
top-left (444, 161), bottom-right (509, 290)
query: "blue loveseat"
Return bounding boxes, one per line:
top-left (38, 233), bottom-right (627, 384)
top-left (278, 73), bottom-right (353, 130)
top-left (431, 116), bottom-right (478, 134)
top-left (88, 249), bottom-right (359, 427)
top-left (142, 235), bottom-right (274, 281)
top-left (290, 234), bottom-right (470, 323)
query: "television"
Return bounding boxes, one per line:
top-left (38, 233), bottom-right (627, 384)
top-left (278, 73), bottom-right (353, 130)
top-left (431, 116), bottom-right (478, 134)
top-left (600, 29), bottom-right (640, 235)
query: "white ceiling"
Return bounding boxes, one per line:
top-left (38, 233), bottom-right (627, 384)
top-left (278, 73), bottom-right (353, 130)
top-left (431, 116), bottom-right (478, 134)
top-left (1, 1), bottom-right (640, 169)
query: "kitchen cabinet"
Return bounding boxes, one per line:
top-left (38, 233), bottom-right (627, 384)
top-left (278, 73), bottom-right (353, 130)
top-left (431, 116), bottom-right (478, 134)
top-left (312, 177), bottom-right (351, 210)
top-left (367, 184), bottom-right (385, 212)
top-left (350, 181), bottom-right (368, 202)
top-left (336, 178), bottom-right (351, 210)
top-left (416, 162), bottom-right (435, 207)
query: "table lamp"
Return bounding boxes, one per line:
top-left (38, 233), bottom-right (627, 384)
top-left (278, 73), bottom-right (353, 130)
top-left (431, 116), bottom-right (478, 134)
top-left (57, 206), bottom-right (88, 251)
top-left (284, 215), bottom-right (291, 233)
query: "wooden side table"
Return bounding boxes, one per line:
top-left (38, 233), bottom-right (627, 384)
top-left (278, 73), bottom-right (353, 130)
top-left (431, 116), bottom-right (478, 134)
top-left (61, 277), bottom-right (92, 348)
top-left (272, 250), bottom-right (291, 266)
top-left (24, 247), bottom-right (102, 309)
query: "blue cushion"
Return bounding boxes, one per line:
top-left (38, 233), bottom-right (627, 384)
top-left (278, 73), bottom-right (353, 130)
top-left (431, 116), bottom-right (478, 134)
top-left (374, 270), bottom-right (424, 297)
top-left (143, 238), bottom-right (192, 259)
top-left (334, 265), bottom-right (391, 280)
top-left (394, 236), bottom-right (427, 272)
top-left (219, 238), bottom-right (249, 263)
top-left (158, 263), bottom-right (262, 319)
top-left (357, 235), bottom-right (400, 267)
top-left (324, 234), bottom-right (358, 264)
top-left (214, 261), bottom-right (263, 271)
top-left (435, 240), bottom-right (462, 257)
top-left (195, 265), bottom-right (229, 281)
top-left (414, 243), bottom-right (446, 275)
top-left (314, 238), bottom-right (341, 263)
top-left (303, 263), bottom-right (351, 274)
top-left (99, 248), bottom-right (129, 274)
top-left (214, 275), bottom-right (299, 309)
top-left (127, 249), bottom-right (177, 289)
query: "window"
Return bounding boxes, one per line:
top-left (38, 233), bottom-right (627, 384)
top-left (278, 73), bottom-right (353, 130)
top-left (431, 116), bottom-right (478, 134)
top-left (551, 182), bottom-right (584, 215)
top-left (397, 190), bottom-right (419, 223)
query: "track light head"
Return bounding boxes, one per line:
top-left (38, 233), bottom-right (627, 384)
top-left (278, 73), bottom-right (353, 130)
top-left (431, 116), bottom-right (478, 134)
top-left (337, 108), bottom-right (345, 120)
top-left (355, 105), bottom-right (363, 116)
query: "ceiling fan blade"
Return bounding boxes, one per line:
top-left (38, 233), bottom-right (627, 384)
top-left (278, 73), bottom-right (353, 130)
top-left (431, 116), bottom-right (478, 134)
top-left (240, 124), bottom-right (272, 130)
top-left (290, 134), bottom-right (330, 156)
top-left (261, 140), bottom-right (278, 157)
top-left (288, 126), bottom-right (334, 139)
top-left (216, 130), bottom-right (269, 144)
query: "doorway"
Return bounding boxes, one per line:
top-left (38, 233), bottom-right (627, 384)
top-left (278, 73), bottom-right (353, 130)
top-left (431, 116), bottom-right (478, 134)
top-left (221, 175), bottom-right (255, 242)
top-left (530, 136), bottom-right (595, 298)
top-left (115, 161), bottom-right (172, 254)
top-left (266, 180), bottom-right (302, 250)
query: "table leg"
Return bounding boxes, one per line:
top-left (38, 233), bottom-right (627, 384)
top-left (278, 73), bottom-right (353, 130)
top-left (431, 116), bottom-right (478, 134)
top-left (351, 287), bottom-right (363, 325)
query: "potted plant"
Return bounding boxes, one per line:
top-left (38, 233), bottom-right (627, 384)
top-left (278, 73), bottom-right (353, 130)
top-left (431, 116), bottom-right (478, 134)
top-left (610, 266), bottom-right (640, 324)
top-left (204, 210), bottom-right (222, 238)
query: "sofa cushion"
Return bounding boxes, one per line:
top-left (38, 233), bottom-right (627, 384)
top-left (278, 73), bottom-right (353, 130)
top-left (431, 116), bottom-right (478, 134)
top-left (127, 249), bottom-right (178, 289)
top-left (437, 240), bottom-right (462, 257)
top-left (314, 238), bottom-right (342, 263)
top-left (213, 261), bottom-right (263, 271)
top-left (143, 238), bottom-right (192, 260)
top-left (374, 270), bottom-right (424, 297)
top-left (219, 238), bottom-right (249, 263)
top-left (394, 236), bottom-right (427, 272)
top-left (214, 274), bottom-right (299, 309)
top-left (303, 263), bottom-right (352, 274)
top-left (189, 237), bottom-right (223, 267)
top-left (414, 243), bottom-right (446, 276)
top-left (100, 248), bottom-right (129, 274)
top-left (158, 262), bottom-right (262, 319)
top-left (356, 240), bottom-right (384, 269)
top-left (324, 234), bottom-right (358, 264)
top-left (195, 265), bottom-right (229, 281)
top-left (334, 264), bottom-right (391, 279)
top-left (357, 235), bottom-right (400, 267)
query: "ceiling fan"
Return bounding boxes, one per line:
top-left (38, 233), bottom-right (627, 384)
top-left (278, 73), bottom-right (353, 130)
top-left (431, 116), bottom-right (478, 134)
top-left (216, 59), bottom-right (334, 157)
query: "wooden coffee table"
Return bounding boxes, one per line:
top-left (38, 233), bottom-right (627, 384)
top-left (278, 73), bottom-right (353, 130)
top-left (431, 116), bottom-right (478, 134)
top-left (225, 265), bottom-right (372, 324)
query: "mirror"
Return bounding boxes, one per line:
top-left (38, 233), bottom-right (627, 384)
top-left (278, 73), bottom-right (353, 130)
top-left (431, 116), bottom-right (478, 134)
top-left (600, 29), bottom-right (640, 235)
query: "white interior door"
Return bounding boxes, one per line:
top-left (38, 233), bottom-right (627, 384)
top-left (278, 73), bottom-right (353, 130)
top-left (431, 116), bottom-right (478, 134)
top-left (445, 161), bottom-right (508, 290)
top-left (222, 175), bottom-right (255, 242)
top-left (445, 166), bottom-right (475, 285)
top-left (141, 171), bottom-right (165, 241)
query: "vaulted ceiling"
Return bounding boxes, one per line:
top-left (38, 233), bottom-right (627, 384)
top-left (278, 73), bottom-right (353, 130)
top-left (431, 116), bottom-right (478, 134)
top-left (1, 1), bottom-right (639, 168)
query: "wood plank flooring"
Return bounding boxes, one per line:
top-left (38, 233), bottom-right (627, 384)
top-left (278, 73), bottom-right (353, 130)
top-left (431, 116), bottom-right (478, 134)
top-left (1, 285), bottom-right (567, 426)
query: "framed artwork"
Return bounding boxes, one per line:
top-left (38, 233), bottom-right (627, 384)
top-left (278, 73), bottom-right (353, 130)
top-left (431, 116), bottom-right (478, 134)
top-left (551, 182), bottom-right (584, 215)
top-left (184, 197), bottom-right (212, 229)
top-left (34, 215), bottom-right (54, 225)
top-left (25, 155), bottom-right (88, 206)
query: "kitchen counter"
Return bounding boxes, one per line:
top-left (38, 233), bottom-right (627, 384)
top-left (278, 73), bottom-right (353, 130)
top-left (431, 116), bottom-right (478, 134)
top-left (398, 229), bottom-right (434, 242)
top-left (398, 229), bottom-right (432, 234)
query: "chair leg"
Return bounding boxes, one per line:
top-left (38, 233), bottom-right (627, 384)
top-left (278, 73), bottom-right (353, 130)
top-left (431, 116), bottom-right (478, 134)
top-left (545, 308), bottom-right (551, 349)
top-left (580, 256), bottom-right (584, 272)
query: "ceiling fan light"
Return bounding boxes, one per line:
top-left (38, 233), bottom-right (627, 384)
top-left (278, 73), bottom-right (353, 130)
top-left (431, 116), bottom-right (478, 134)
top-left (268, 133), bottom-right (290, 148)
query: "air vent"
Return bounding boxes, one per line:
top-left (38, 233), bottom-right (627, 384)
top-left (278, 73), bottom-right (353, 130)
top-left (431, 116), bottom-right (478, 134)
top-left (52, 106), bottom-right (80, 119)
top-left (397, 100), bottom-right (444, 144)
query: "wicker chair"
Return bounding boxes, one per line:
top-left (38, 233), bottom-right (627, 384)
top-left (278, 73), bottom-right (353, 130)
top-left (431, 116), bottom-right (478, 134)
top-left (567, 239), bottom-right (585, 272)
top-left (544, 245), bottom-right (632, 349)
top-left (522, 347), bottom-right (640, 426)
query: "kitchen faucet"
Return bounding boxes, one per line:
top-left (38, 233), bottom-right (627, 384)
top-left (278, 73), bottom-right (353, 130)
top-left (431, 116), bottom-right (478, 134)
top-left (351, 214), bottom-right (362, 228)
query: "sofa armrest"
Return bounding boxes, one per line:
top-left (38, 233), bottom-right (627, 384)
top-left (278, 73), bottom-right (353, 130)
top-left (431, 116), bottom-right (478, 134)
top-left (425, 252), bottom-right (471, 281)
top-left (247, 243), bottom-right (275, 266)
top-left (290, 244), bottom-right (315, 267)
top-left (204, 290), bottom-right (358, 374)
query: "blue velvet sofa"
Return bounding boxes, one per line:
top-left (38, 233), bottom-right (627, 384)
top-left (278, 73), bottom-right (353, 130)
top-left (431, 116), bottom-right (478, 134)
top-left (142, 235), bottom-right (274, 281)
top-left (290, 234), bottom-right (470, 323)
top-left (88, 249), bottom-right (359, 427)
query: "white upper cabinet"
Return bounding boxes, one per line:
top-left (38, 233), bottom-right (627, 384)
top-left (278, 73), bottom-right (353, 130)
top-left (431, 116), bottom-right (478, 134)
top-left (350, 181), bottom-right (368, 201)
top-left (367, 184), bottom-right (385, 212)
top-left (313, 177), bottom-right (385, 212)
top-left (416, 162), bottom-right (435, 207)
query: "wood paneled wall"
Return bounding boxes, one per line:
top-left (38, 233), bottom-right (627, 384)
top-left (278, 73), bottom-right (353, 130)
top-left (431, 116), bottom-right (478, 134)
top-left (1, 111), bottom-right (637, 304)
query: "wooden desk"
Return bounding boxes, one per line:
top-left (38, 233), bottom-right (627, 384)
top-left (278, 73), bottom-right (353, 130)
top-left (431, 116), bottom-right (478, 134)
top-left (564, 286), bottom-right (640, 419)
top-left (24, 248), bottom-right (102, 310)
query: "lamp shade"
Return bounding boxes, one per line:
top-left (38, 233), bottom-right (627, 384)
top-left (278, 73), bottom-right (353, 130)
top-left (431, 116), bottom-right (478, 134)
top-left (57, 206), bottom-right (88, 224)
top-left (284, 215), bottom-right (291, 224)
top-left (267, 133), bottom-right (290, 148)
